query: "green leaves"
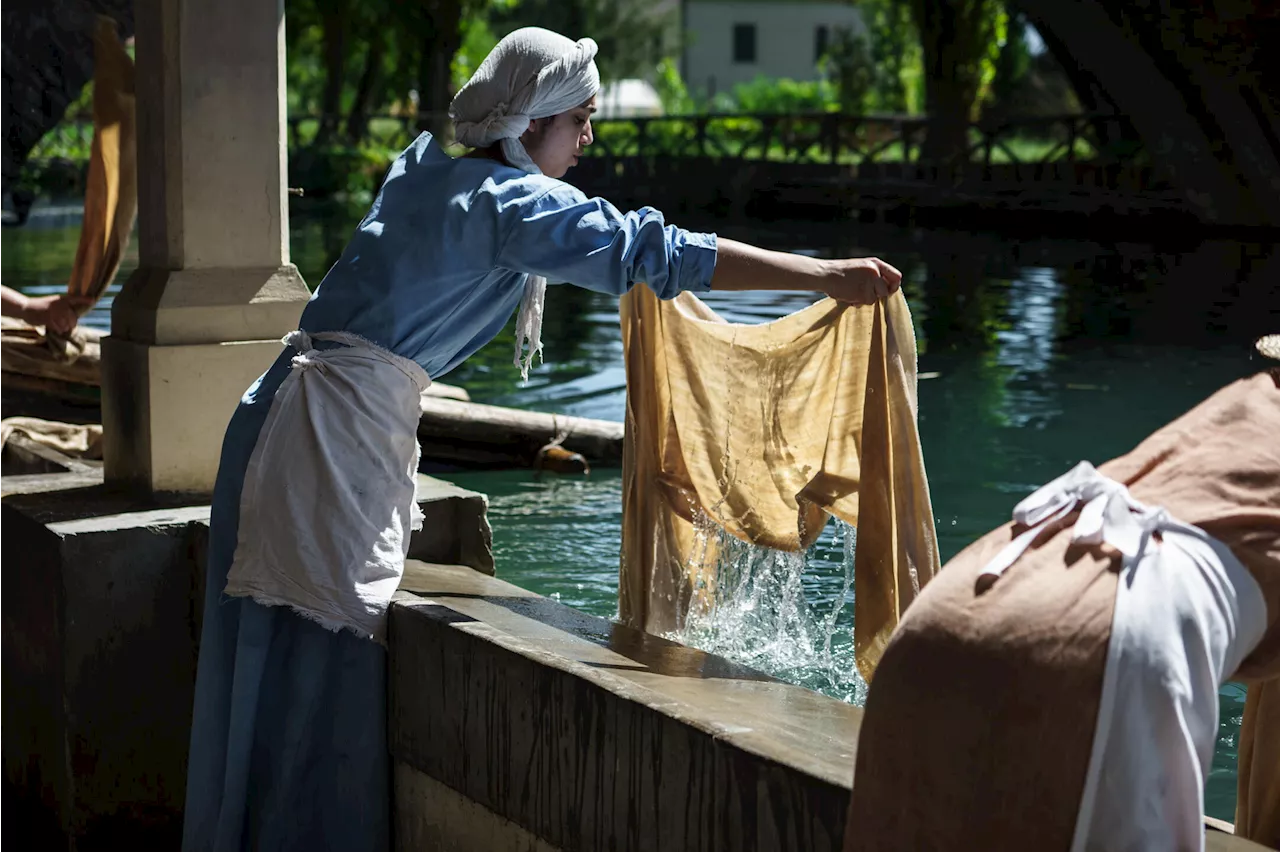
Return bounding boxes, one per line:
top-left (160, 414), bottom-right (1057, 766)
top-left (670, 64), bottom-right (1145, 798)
top-left (488, 0), bottom-right (677, 84)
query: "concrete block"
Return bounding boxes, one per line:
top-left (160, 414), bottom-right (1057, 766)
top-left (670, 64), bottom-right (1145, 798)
top-left (410, 475), bottom-right (494, 575)
top-left (2, 493), bottom-right (207, 849)
top-left (395, 762), bottom-right (560, 852)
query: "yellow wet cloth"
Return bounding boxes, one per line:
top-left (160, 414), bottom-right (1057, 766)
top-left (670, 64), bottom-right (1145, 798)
top-left (1, 15), bottom-right (135, 373)
top-left (619, 285), bottom-right (940, 680)
top-left (63, 17), bottom-right (138, 319)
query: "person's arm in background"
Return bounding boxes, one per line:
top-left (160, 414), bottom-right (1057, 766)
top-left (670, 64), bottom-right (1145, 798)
top-left (0, 286), bottom-right (92, 334)
top-left (710, 238), bottom-right (901, 305)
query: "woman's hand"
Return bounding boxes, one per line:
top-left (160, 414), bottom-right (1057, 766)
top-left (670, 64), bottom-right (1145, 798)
top-left (820, 257), bottom-right (903, 305)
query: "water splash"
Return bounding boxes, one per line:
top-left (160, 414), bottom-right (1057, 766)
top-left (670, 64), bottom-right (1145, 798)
top-left (668, 513), bottom-right (868, 706)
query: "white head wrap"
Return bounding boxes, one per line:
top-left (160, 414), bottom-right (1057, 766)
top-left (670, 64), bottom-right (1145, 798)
top-left (450, 27), bottom-right (601, 381)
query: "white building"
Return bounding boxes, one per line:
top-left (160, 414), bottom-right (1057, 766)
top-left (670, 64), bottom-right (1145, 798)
top-left (596, 79), bottom-right (665, 119)
top-left (682, 1), bottom-right (866, 98)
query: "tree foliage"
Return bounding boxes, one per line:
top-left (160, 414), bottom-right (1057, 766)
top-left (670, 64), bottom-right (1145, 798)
top-left (285, 0), bottom-right (674, 147)
top-left (858, 0), bottom-right (924, 114)
top-left (821, 27), bottom-right (875, 114)
top-left (286, 0), bottom-right (515, 150)
top-left (908, 0), bottom-right (1008, 161)
top-left (487, 0), bottom-right (676, 84)
top-left (19, 0), bottom-right (1041, 197)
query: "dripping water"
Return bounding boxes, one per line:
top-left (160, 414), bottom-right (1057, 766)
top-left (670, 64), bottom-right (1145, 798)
top-left (668, 513), bottom-right (868, 706)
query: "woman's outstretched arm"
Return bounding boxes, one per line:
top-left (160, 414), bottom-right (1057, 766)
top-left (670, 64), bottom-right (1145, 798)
top-left (711, 237), bottom-right (902, 305)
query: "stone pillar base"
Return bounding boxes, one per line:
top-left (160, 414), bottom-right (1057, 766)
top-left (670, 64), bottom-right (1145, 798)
top-left (101, 337), bottom-right (285, 493)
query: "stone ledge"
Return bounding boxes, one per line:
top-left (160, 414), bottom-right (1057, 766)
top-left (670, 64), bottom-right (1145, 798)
top-left (1, 469), bottom-right (493, 574)
top-left (388, 561), bottom-right (862, 852)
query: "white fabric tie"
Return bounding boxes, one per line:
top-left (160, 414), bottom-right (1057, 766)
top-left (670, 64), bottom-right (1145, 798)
top-left (281, 329), bottom-right (431, 393)
top-left (981, 461), bottom-right (1181, 579)
top-left (449, 27), bottom-right (600, 381)
top-left (283, 329), bottom-right (328, 375)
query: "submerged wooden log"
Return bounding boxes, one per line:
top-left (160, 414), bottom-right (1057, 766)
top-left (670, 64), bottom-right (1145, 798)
top-left (0, 323), bottom-right (611, 470)
top-left (417, 397), bottom-right (624, 469)
top-left (420, 383), bottom-right (470, 402)
top-left (0, 349), bottom-right (617, 471)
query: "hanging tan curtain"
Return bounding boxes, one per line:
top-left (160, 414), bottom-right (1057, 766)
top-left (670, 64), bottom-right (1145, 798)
top-left (619, 286), bottom-right (940, 681)
top-left (1, 14), bottom-right (136, 377)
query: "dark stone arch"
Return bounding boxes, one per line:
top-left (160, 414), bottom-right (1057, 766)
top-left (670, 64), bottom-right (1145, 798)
top-left (1012, 1), bottom-right (1280, 227)
top-left (2, 0), bottom-right (135, 194)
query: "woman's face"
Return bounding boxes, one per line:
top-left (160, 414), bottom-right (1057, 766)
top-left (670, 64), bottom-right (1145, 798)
top-left (521, 96), bottom-right (597, 178)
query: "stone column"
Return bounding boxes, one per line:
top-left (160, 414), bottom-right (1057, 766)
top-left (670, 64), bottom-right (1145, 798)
top-left (102, 0), bottom-right (309, 492)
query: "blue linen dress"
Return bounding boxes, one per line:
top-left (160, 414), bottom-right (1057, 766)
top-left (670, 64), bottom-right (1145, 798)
top-left (180, 133), bottom-right (717, 851)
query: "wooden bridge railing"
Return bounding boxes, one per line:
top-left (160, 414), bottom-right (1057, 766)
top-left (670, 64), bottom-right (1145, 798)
top-left (27, 111), bottom-right (1142, 172)
top-left (581, 112), bottom-right (1145, 168)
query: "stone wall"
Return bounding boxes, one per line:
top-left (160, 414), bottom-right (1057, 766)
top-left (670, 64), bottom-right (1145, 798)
top-left (1, 470), bottom-right (492, 850)
top-left (389, 562), bottom-right (863, 852)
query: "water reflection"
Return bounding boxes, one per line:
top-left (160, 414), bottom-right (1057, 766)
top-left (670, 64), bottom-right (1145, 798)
top-left (993, 267), bottom-right (1062, 429)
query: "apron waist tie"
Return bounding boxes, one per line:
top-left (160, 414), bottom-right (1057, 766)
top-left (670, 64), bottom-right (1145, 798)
top-left (282, 329), bottom-right (431, 393)
top-left (982, 461), bottom-right (1195, 579)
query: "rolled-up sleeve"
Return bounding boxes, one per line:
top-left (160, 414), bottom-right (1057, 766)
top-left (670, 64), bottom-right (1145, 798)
top-left (495, 184), bottom-right (717, 299)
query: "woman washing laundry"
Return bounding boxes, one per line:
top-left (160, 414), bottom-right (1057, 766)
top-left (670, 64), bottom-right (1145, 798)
top-left (182, 26), bottom-right (903, 851)
top-left (844, 346), bottom-right (1280, 851)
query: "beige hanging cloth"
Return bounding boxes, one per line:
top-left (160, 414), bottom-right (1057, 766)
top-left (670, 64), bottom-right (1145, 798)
top-left (1, 15), bottom-right (136, 374)
top-left (61, 16), bottom-right (138, 333)
top-left (619, 285), bottom-right (940, 681)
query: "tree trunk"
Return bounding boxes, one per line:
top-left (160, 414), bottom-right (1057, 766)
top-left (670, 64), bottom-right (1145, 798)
top-left (911, 0), bottom-right (987, 166)
top-left (920, 74), bottom-right (975, 165)
top-left (1027, 17), bottom-right (1140, 157)
top-left (311, 2), bottom-right (349, 149)
top-left (416, 0), bottom-right (464, 141)
top-left (344, 32), bottom-right (385, 147)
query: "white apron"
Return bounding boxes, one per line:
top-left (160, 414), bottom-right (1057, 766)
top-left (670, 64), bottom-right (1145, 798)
top-left (982, 462), bottom-right (1268, 851)
top-left (223, 330), bottom-right (430, 643)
